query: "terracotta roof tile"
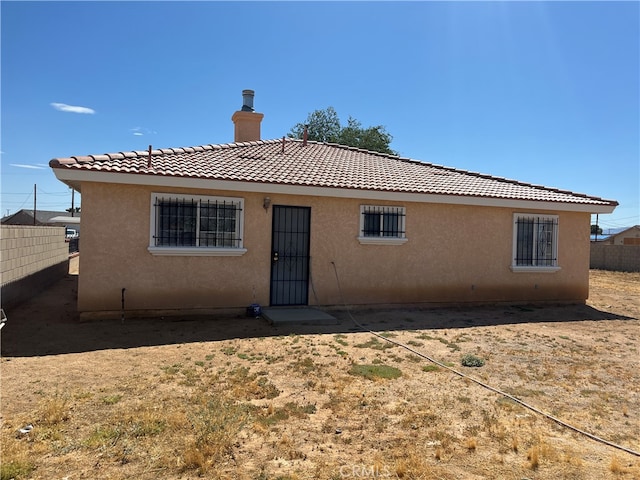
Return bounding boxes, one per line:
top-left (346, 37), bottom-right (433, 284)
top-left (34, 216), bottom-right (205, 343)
top-left (49, 138), bottom-right (617, 207)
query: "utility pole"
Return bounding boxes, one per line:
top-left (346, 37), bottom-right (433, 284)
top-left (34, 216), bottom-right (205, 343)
top-left (71, 188), bottom-right (75, 217)
top-left (33, 184), bottom-right (37, 225)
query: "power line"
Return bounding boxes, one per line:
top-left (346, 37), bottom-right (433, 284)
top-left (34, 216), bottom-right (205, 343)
top-left (1, 186), bottom-right (79, 195)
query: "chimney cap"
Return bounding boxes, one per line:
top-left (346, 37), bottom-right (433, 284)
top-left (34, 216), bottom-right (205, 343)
top-left (241, 89), bottom-right (255, 112)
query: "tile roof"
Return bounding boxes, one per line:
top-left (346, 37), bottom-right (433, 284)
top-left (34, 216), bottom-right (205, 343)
top-left (49, 138), bottom-right (617, 207)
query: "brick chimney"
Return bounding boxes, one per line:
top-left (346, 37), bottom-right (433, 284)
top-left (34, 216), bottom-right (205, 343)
top-left (231, 89), bottom-right (264, 142)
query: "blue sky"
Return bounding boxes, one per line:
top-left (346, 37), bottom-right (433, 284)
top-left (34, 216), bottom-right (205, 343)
top-left (2, 1), bottom-right (638, 231)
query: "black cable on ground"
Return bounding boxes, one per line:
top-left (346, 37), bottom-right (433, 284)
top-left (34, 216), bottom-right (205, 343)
top-left (330, 261), bottom-right (640, 458)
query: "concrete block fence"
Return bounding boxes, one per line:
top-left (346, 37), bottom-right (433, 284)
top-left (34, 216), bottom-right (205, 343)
top-left (1, 225), bottom-right (70, 309)
top-left (590, 243), bottom-right (640, 272)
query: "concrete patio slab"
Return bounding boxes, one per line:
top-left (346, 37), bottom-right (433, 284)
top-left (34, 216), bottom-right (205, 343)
top-left (262, 308), bottom-right (339, 326)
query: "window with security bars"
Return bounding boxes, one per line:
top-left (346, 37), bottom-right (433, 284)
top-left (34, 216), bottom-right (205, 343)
top-left (153, 195), bottom-right (243, 248)
top-left (513, 214), bottom-right (558, 267)
top-left (360, 205), bottom-right (406, 238)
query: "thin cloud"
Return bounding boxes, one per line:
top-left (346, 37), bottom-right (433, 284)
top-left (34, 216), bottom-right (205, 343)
top-left (130, 127), bottom-right (157, 137)
top-left (51, 102), bottom-right (96, 114)
top-left (10, 164), bottom-right (46, 170)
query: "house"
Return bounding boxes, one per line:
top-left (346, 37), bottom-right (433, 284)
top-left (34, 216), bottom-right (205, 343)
top-left (1, 209), bottom-right (80, 230)
top-left (592, 225), bottom-right (640, 245)
top-left (49, 90), bottom-right (617, 315)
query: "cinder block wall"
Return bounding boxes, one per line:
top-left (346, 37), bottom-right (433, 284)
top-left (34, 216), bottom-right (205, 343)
top-left (1, 226), bottom-right (69, 308)
top-left (590, 243), bottom-right (640, 272)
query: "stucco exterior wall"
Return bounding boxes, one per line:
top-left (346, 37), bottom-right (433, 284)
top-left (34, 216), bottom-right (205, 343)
top-left (77, 182), bottom-right (591, 313)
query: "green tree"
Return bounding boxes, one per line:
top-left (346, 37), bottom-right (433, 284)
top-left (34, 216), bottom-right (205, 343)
top-left (591, 224), bottom-right (603, 235)
top-left (289, 107), bottom-right (397, 155)
top-left (289, 106), bottom-right (341, 144)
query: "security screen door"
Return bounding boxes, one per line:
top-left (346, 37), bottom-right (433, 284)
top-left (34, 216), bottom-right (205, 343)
top-left (270, 206), bottom-right (311, 306)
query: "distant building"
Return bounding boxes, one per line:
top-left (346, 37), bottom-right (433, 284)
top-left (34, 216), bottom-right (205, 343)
top-left (592, 225), bottom-right (640, 245)
top-left (1, 209), bottom-right (80, 232)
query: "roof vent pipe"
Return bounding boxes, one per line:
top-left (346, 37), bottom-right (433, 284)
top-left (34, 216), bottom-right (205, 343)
top-left (241, 89), bottom-right (255, 112)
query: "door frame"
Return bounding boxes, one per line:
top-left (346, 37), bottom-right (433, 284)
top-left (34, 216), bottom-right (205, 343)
top-left (269, 205), bottom-right (311, 306)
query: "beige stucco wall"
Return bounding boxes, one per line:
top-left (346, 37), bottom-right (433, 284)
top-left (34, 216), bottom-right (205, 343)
top-left (77, 182), bottom-right (591, 313)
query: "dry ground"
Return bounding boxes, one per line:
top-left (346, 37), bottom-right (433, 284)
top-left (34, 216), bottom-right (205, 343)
top-left (1, 264), bottom-right (639, 479)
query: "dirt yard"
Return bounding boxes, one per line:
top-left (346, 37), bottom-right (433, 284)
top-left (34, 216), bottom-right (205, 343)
top-left (1, 264), bottom-right (639, 479)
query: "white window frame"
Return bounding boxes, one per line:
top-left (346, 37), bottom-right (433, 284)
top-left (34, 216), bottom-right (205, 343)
top-left (357, 205), bottom-right (408, 245)
top-left (511, 213), bottom-right (560, 273)
top-left (148, 193), bottom-right (247, 256)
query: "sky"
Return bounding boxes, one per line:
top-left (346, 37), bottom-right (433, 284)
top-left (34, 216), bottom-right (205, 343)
top-left (2, 1), bottom-right (638, 231)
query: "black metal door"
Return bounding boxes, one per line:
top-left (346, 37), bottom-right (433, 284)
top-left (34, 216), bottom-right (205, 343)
top-left (270, 206), bottom-right (311, 306)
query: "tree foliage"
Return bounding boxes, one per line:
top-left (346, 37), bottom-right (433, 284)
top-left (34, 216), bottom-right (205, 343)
top-left (591, 224), bottom-right (603, 235)
top-left (288, 107), bottom-right (397, 155)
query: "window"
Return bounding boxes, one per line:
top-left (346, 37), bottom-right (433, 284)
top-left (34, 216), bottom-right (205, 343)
top-left (512, 214), bottom-right (559, 272)
top-left (148, 193), bottom-right (246, 256)
top-left (358, 205), bottom-right (407, 245)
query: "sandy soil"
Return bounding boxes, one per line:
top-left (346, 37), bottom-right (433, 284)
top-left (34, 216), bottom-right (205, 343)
top-left (1, 261), bottom-right (638, 479)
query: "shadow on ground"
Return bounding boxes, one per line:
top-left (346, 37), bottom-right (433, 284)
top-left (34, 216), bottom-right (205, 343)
top-left (1, 274), bottom-right (633, 358)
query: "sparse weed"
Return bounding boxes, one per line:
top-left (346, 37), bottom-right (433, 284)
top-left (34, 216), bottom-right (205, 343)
top-left (161, 363), bottom-right (182, 375)
top-left (226, 366), bottom-right (280, 400)
top-left (416, 333), bottom-right (437, 341)
top-left (183, 396), bottom-right (251, 474)
top-left (291, 356), bottom-right (317, 374)
top-left (257, 401), bottom-right (316, 428)
top-left (102, 394), bottom-right (122, 405)
top-left (221, 346), bottom-right (237, 356)
top-left (422, 364), bottom-right (440, 373)
top-left (354, 337), bottom-right (396, 351)
top-left (609, 455), bottom-right (623, 474)
top-left (380, 331), bottom-right (398, 338)
top-left (328, 343), bottom-right (348, 357)
top-left (0, 458), bottom-right (35, 480)
top-left (39, 392), bottom-right (69, 425)
top-left (349, 364), bottom-right (402, 380)
top-left (334, 334), bottom-right (349, 346)
top-left (84, 424), bottom-right (122, 448)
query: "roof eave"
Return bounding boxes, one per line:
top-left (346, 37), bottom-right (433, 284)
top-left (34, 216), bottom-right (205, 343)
top-left (49, 168), bottom-right (618, 214)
